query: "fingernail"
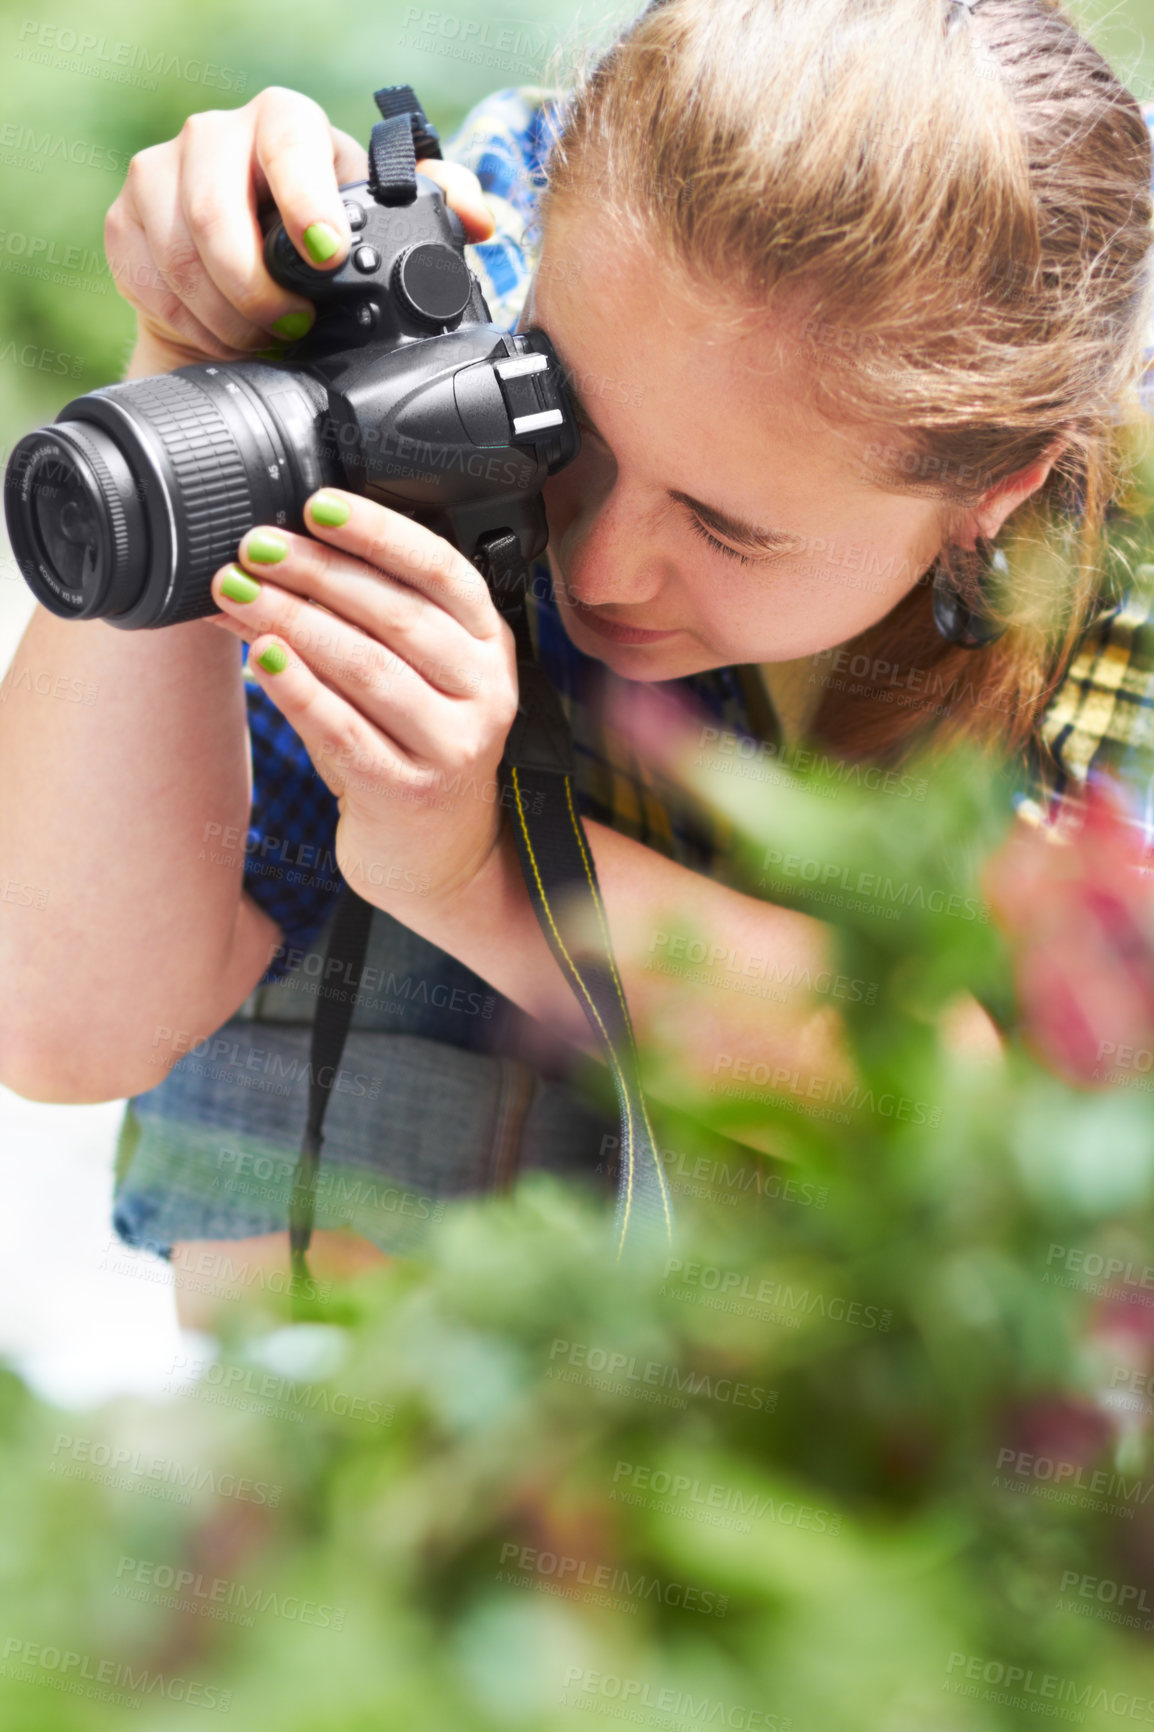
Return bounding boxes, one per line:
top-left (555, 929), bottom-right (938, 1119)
top-left (256, 642), bottom-right (290, 674)
top-left (271, 310), bottom-right (313, 341)
top-left (303, 222), bottom-right (341, 263)
top-left (245, 530), bottom-right (288, 564)
top-left (219, 565), bottom-right (261, 604)
top-left (309, 491), bottom-right (350, 527)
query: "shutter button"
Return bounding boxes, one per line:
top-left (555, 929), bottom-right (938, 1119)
top-left (353, 245), bottom-right (380, 273)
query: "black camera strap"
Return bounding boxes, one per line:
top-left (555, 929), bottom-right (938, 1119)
top-left (367, 85), bottom-right (443, 205)
top-left (287, 887), bottom-right (377, 1290)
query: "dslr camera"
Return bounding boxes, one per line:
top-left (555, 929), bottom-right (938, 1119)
top-left (2, 86), bottom-right (579, 629)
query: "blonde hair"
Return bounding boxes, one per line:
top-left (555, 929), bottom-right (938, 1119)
top-left (538, 0), bottom-right (1154, 763)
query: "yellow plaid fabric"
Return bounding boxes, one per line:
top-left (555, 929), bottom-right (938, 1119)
top-left (1029, 582), bottom-right (1154, 843)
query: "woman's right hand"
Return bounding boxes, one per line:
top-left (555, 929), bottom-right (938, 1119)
top-left (105, 84), bottom-right (496, 376)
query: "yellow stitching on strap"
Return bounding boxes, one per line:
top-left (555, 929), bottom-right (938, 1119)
top-left (563, 778), bottom-right (674, 1239)
top-left (510, 768), bottom-right (638, 1256)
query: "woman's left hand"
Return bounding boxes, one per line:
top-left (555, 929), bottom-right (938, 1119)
top-left (208, 488), bottom-right (520, 919)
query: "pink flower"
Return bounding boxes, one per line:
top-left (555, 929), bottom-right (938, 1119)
top-left (984, 779), bottom-right (1154, 1086)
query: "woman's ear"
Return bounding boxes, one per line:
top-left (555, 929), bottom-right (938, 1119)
top-left (962, 436), bottom-right (1067, 546)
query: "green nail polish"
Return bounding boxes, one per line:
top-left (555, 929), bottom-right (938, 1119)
top-left (271, 310), bottom-right (313, 341)
top-left (303, 222), bottom-right (340, 263)
top-left (220, 566), bottom-right (261, 604)
top-left (246, 530), bottom-right (288, 564)
top-left (309, 491), bottom-right (350, 526)
top-left (257, 642), bottom-right (289, 675)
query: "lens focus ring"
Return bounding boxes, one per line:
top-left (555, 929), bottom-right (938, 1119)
top-left (116, 372), bottom-right (254, 625)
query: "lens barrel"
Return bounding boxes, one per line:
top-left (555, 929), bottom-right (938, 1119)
top-left (4, 363), bottom-right (331, 629)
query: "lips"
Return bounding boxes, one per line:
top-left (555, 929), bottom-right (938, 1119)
top-left (567, 598), bottom-right (681, 646)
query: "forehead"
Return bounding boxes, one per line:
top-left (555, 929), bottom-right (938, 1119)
top-left (534, 201), bottom-right (810, 406)
top-left (531, 198), bottom-right (911, 509)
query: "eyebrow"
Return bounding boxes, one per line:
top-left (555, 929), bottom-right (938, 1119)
top-left (562, 369), bottom-right (800, 559)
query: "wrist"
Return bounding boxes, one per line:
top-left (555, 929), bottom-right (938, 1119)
top-left (335, 806), bottom-right (514, 933)
top-left (124, 324), bottom-right (214, 381)
top-left (416, 809), bottom-right (520, 929)
top-left (409, 812), bottom-right (591, 1036)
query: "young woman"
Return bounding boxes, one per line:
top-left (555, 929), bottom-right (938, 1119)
top-left (2, 0), bottom-right (1152, 1305)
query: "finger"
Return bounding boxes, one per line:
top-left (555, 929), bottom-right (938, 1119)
top-left (329, 124), bottom-right (372, 188)
top-left (252, 86), bottom-right (358, 272)
top-left (177, 108), bottom-right (318, 341)
top-left (231, 524), bottom-right (483, 698)
top-left (416, 159), bottom-right (496, 242)
top-left (301, 490), bottom-right (502, 641)
top-left (243, 633), bottom-right (431, 804)
top-left (205, 612), bottom-right (249, 638)
top-left (107, 159), bottom-right (257, 360)
top-left (211, 566), bottom-right (462, 763)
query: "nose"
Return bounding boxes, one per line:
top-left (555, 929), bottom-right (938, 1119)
top-left (547, 469), bottom-right (673, 611)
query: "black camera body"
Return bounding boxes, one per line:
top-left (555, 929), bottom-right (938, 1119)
top-left (3, 150), bottom-right (578, 629)
top-left (258, 171), bottom-right (576, 556)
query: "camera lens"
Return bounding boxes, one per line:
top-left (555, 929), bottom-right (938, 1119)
top-left (49, 485), bottom-right (98, 582)
top-left (34, 462), bottom-right (99, 591)
top-left (3, 365), bottom-right (332, 629)
top-left (6, 422), bottom-right (149, 618)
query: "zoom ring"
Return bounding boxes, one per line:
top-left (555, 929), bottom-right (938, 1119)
top-left (118, 373), bottom-right (255, 624)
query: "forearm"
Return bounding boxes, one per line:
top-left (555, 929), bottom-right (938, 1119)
top-left (388, 817), bottom-right (851, 1115)
top-left (0, 605), bottom-right (273, 1099)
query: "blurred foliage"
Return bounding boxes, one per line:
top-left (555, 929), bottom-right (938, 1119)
top-left (3, 0), bottom-right (1154, 1725)
top-left (0, 708), bottom-right (1153, 1728)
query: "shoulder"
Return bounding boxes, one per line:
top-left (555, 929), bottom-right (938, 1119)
top-left (441, 85), bottom-right (565, 212)
top-left (440, 85), bottom-right (566, 332)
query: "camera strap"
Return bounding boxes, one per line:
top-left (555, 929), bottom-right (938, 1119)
top-left (367, 85), bottom-right (443, 205)
top-left (482, 531), bottom-right (674, 1260)
top-left (286, 86), bottom-right (674, 1297)
top-left (288, 538), bottom-right (674, 1293)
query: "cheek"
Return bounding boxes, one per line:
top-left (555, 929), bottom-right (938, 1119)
top-left (786, 543), bottom-right (929, 633)
top-left (687, 579), bottom-right (778, 656)
top-left (684, 555), bottom-right (924, 662)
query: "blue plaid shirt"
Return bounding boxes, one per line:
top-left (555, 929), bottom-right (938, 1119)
top-left (242, 87), bottom-right (1154, 981)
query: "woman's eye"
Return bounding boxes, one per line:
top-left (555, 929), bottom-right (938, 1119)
top-left (688, 514), bottom-right (754, 566)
